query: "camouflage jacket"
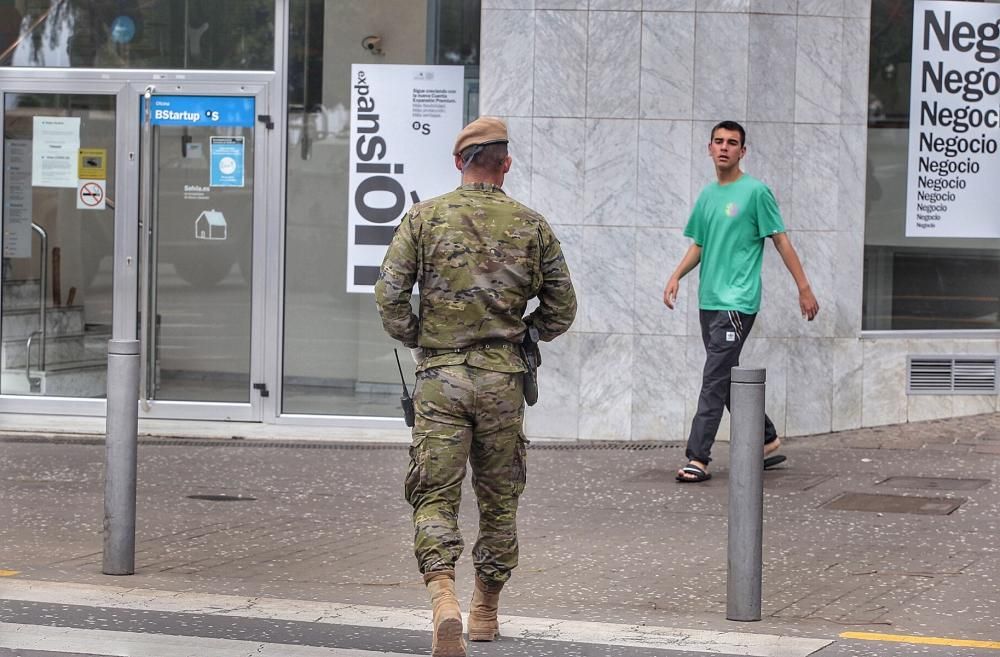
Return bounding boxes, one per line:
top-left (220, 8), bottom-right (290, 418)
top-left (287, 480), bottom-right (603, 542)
top-left (374, 183), bottom-right (577, 373)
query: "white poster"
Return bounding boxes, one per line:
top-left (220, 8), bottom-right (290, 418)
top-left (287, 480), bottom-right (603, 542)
top-left (31, 116), bottom-right (81, 188)
top-left (346, 64), bottom-right (465, 293)
top-left (3, 139), bottom-right (33, 257)
top-left (906, 1), bottom-right (1000, 238)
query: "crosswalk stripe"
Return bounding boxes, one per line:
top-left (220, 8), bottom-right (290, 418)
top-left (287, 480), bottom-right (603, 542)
top-left (0, 579), bottom-right (832, 657)
top-left (0, 622), bottom-right (413, 657)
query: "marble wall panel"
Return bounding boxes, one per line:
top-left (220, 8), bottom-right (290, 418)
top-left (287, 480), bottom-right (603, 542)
top-left (481, 10), bottom-right (536, 117)
top-left (634, 227), bottom-right (690, 335)
top-left (524, 332), bottom-right (582, 439)
top-left (534, 10), bottom-right (588, 117)
top-left (831, 338), bottom-right (863, 431)
top-left (794, 16), bottom-right (843, 124)
top-left (530, 117), bottom-right (586, 225)
top-left (798, 0), bottom-right (844, 17)
top-left (588, 11), bottom-right (642, 118)
top-left (483, 0), bottom-right (534, 8)
top-left (861, 338), bottom-right (907, 427)
top-left (742, 122), bottom-right (794, 218)
top-left (502, 116), bottom-right (534, 203)
top-left (643, 0), bottom-right (696, 9)
top-left (841, 18), bottom-right (870, 125)
top-left (585, 118), bottom-right (638, 225)
top-left (689, 119), bottom-right (717, 202)
top-left (640, 11), bottom-right (695, 120)
top-left (698, 0), bottom-right (749, 13)
top-left (575, 226), bottom-right (636, 333)
top-left (832, 229), bottom-right (863, 339)
top-left (792, 123), bottom-right (840, 231)
top-left (592, 0), bottom-right (642, 9)
top-left (749, 0), bottom-right (795, 13)
top-left (693, 13), bottom-right (749, 121)
top-left (683, 334), bottom-right (707, 435)
top-left (538, 0), bottom-right (588, 7)
top-left (839, 124), bottom-right (867, 236)
top-left (579, 333), bottom-right (633, 439)
top-left (843, 0), bottom-right (870, 18)
top-left (631, 335), bottom-right (688, 440)
top-left (748, 15), bottom-right (796, 124)
top-left (785, 338), bottom-right (833, 436)
top-left (637, 119), bottom-right (692, 228)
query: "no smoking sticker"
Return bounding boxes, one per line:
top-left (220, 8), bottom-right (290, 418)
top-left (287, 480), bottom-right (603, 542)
top-left (77, 179), bottom-right (107, 210)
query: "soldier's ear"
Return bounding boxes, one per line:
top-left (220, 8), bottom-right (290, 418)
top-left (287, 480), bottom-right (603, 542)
top-left (502, 155), bottom-right (511, 174)
top-left (454, 154), bottom-right (464, 171)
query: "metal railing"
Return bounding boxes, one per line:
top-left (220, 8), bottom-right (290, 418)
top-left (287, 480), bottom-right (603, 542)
top-left (24, 223), bottom-right (48, 390)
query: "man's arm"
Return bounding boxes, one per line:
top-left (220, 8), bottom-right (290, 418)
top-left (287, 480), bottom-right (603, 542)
top-left (771, 232), bottom-right (819, 321)
top-left (663, 244), bottom-right (702, 309)
top-left (374, 215), bottom-right (420, 347)
top-left (524, 232), bottom-right (577, 342)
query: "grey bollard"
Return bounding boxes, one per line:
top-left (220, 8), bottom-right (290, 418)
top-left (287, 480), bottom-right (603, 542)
top-left (727, 366), bottom-right (766, 621)
top-left (103, 339), bottom-right (140, 575)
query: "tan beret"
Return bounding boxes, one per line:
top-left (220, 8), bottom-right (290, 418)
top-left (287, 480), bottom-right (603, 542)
top-left (453, 116), bottom-right (509, 155)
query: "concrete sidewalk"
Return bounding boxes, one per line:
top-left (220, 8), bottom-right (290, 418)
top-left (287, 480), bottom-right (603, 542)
top-left (0, 412), bottom-right (998, 650)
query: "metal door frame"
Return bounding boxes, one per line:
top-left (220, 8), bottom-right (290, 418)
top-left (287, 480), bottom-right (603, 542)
top-left (0, 69), bottom-right (277, 421)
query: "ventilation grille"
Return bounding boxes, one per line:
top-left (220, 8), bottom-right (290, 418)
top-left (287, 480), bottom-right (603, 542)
top-left (908, 356), bottom-right (998, 394)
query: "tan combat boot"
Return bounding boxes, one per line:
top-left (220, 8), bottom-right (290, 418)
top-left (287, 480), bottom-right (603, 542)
top-left (467, 576), bottom-right (504, 641)
top-left (424, 570), bottom-right (466, 657)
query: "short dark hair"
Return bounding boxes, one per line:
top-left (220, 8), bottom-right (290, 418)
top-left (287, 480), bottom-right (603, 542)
top-left (460, 141), bottom-right (509, 173)
top-left (710, 120), bottom-right (746, 146)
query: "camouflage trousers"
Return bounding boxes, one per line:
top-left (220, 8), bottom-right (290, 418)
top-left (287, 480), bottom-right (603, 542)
top-left (404, 364), bottom-right (527, 587)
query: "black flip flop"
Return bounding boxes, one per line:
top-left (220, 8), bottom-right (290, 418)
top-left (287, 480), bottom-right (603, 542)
top-left (676, 464), bottom-right (712, 483)
top-left (764, 454), bottom-right (787, 470)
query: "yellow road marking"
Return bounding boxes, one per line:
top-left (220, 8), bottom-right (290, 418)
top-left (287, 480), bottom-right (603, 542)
top-left (841, 631), bottom-right (1000, 650)
top-left (0, 570), bottom-right (19, 577)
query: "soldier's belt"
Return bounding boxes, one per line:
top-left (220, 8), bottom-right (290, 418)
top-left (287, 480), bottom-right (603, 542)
top-left (422, 340), bottom-right (519, 357)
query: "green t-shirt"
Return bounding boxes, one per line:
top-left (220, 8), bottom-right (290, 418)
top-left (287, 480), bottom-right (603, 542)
top-left (683, 174), bottom-right (785, 314)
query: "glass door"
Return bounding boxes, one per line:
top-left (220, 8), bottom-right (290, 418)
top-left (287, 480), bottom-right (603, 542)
top-left (1, 86), bottom-right (121, 405)
top-left (133, 82), bottom-right (269, 421)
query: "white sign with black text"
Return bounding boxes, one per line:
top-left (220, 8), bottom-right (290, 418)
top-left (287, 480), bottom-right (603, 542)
top-left (346, 64), bottom-right (464, 293)
top-left (906, 0), bottom-right (1000, 238)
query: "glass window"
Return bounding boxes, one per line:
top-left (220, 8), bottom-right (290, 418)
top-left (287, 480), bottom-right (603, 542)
top-left (864, 0), bottom-right (1000, 331)
top-left (282, 0), bottom-right (479, 416)
top-left (1, 0), bottom-right (274, 69)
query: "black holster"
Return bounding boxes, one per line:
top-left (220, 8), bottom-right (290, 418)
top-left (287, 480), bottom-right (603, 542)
top-left (520, 325), bottom-right (541, 406)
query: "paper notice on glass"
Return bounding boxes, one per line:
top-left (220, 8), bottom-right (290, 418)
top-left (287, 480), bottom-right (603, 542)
top-left (3, 139), bottom-right (33, 258)
top-left (32, 116), bottom-right (81, 188)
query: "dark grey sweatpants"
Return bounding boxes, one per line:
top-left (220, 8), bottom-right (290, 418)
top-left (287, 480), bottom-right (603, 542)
top-left (685, 309), bottom-right (777, 465)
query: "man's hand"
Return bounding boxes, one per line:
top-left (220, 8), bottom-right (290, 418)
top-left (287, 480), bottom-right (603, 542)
top-left (799, 288), bottom-right (819, 321)
top-left (663, 278), bottom-right (680, 309)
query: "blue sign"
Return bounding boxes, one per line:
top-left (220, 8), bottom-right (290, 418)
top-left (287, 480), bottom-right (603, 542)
top-left (110, 16), bottom-right (137, 44)
top-left (210, 136), bottom-right (245, 187)
top-left (149, 96), bottom-right (255, 128)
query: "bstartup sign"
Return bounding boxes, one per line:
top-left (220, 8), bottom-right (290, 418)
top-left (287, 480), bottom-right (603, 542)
top-left (346, 64), bottom-right (464, 293)
top-left (906, 0), bottom-right (1000, 238)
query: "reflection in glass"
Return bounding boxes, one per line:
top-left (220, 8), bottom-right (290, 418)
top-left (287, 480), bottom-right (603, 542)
top-left (1, 0), bottom-right (274, 70)
top-left (145, 116), bottom-right (254, 402)
top-left (281, 0), bottom-right (479, 416)
top-left (1, 92), bottom-right (115, 397)
top-left (863, 0), bottom-right (999, 330)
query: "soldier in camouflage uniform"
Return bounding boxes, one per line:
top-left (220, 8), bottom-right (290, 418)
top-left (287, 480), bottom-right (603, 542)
top-left (374, 116), bottom-right (576, 657)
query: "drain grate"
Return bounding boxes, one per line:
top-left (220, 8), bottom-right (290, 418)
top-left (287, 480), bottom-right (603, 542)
top-left (822, 492), bottom-right (965, 515)
top-left (186, 494), bottom-right (257, 502)
top-left (877, 476), bottom-right (989, 491)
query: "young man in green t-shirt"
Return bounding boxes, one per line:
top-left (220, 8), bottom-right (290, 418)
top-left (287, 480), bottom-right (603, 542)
top-left (663, 121), bottom-right (819, 483)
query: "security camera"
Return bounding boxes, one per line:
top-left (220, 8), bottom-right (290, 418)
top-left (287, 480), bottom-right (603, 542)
top-left (361, 35), bottom-right (383, 55)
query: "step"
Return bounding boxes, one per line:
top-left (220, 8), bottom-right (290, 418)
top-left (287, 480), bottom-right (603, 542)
top-left (1, 305), bottom-right (85, 340)
top-left (1, 329), bottom-right (111, 369)
top-left (1, 279), bottom-right (42, 311)
top-left (1, 360), bottom-right (107, 397)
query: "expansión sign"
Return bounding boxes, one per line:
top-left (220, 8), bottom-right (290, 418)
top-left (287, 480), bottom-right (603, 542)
top-left (346, 64), bottom-right (464, 293)
top-left (906, 0), bottom-right (1000, 238)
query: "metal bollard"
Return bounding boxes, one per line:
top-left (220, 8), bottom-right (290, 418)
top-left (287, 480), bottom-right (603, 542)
top-left (727, 366), bottom-right (765, 621)
top-left (103, 339), bottom-right (140, 575)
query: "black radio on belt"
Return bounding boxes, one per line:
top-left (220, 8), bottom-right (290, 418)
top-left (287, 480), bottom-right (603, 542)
top-left (393, 349), bottom-right (415, 427)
